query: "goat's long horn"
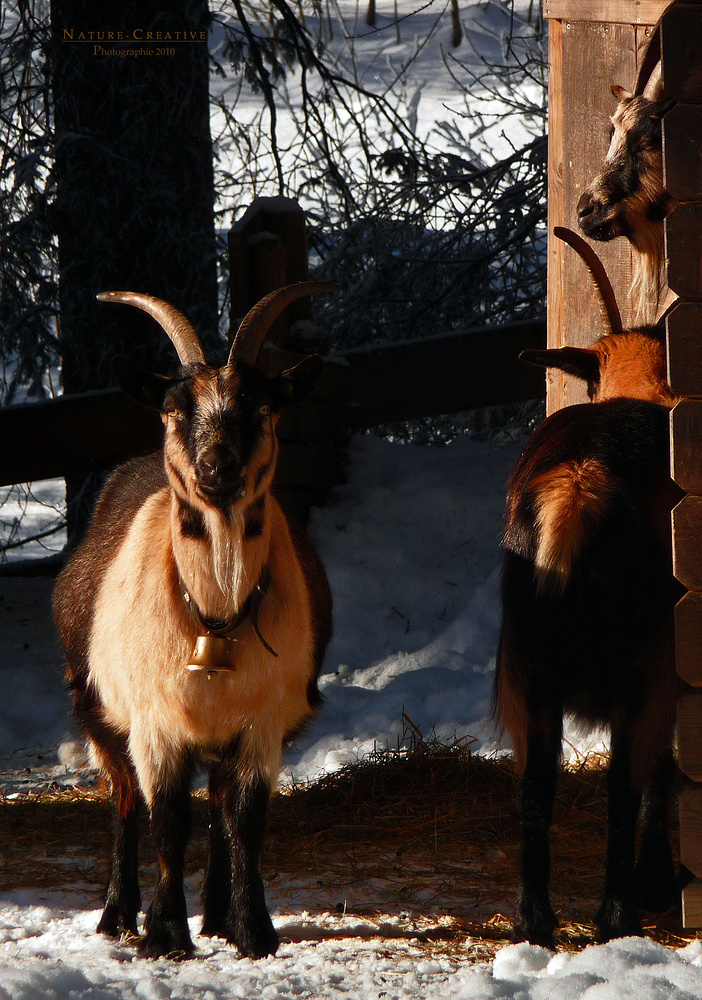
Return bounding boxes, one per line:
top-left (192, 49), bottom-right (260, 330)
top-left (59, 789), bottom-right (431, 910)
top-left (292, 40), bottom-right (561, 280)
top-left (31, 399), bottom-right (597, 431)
top-left (229, 281), bottom-right (339, 366)
top-left (642, 60), bottom-right (665, 101)
top-left (96, 291), bottom-right (206, 367)
top-left (554, 227), bottom-right (623, 337)
top-left (635, 25), bottom-right (662, 98)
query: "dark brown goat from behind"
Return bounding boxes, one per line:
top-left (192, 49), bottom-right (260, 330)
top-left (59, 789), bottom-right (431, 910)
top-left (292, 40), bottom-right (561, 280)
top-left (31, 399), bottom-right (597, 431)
top-left (494, 231), bottom-right (684, 946)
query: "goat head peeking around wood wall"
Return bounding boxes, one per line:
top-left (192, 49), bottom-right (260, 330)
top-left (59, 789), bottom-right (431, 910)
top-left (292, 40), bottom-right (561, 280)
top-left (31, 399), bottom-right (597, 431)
top-left (577, 63), bottom-right (676, 325)
top-left (53, 282), bottom-right (336, 960)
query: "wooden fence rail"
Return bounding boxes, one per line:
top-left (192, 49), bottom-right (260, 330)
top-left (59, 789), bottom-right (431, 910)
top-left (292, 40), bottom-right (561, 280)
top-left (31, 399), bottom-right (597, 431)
top-left (0, 317), bottom-right (546, 491)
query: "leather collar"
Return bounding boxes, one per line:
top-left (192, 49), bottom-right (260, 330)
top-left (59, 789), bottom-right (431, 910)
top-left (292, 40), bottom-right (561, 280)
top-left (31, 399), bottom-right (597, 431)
top-left (180, 564), bottom-right (277, 657)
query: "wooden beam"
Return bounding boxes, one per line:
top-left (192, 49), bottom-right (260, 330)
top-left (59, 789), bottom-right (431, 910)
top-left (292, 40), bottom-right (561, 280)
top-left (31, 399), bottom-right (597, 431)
top-left (673, 496), bottom-right (702, 591)
top-left (676, 592), bottom-right (702, 685)
top-left (671, 400), bottom-right (702, 495)
top-left (342, 318), bottom-right (546, 428)
top-left (547, 18), bottom-right (566, 416)
top-left (0, 320), bottom-right (546, 488)
top-left (665, 205), bottom-right (702, 300)
top-left (662, 0), bottom-right (702, 929)
top-left (663, 105), bottom-right (702, 201)
top-left (683, 880), bottom-right (702, 927)
top-left (667, 303), bottom-right (702, 397)
top-left (543, 0), bottom-right (673, 25)
top-left (661, 1), bottom-right (702, 103)
top-left (678, 690), bottom-right (702, 780)
top-left (680, 788), bottom-right (702, 876)
top-left (0, 390), bottom-right (163, 486)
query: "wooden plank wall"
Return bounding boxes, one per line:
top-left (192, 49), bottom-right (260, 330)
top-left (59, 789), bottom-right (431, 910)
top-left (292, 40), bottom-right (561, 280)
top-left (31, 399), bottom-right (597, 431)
top-left (662, 0), bottom-right (702, 928)
top-left (544, 0), bottom-right (666, 413)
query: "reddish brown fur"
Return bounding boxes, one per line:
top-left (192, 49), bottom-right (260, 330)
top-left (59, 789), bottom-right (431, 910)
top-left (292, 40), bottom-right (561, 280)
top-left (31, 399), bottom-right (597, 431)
top-left (591, 332), bottom-right (677, 405)
top-left (529, 458), bottom-right (618, 595)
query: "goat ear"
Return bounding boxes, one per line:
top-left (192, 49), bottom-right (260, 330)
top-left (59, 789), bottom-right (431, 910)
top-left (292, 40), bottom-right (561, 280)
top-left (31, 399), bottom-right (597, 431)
top-left (111, 355), bottom-right (178, 410)
top-left (648, 97), bottom-right (676, 120)
top-left (519, 347), bottom-right (601, 384)
top-left (611, 84), bottom-right (632, 101)
top-left (269, 354), bottom-right (324, 406)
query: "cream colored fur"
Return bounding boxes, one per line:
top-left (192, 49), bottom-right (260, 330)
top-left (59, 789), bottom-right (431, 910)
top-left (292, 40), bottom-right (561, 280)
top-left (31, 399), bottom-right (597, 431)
top-left (88, 411), bottom-right (313, 806)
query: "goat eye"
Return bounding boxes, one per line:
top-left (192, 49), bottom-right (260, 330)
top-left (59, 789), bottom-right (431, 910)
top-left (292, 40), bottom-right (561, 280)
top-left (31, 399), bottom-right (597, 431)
top-left (259, 404), bottom-right (271, 416)
top-left (168, 410), bottom-right (185, 422)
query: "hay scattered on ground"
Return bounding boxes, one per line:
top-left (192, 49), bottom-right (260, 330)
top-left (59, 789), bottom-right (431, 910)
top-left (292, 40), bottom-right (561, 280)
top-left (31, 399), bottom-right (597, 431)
top-left (0, 736), bottom-right (692, 953)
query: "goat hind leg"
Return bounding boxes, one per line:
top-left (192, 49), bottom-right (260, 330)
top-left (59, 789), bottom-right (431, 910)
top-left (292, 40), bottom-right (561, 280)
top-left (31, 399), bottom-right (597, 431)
top-left (635, 748), bottom-right (676, 913)
top-left (513, 714), bottom-right (562, 949)
top-left (596, 730), bottom-right (642, 941)
top-left (200, 779), bottom-right (232, 938)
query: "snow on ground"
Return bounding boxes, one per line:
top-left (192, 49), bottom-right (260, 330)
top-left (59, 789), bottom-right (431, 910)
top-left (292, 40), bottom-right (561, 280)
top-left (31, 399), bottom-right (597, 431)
top-left (209, 0), bottom-right (544, 223)
top-left (1, 898), bottom-right (702, 999)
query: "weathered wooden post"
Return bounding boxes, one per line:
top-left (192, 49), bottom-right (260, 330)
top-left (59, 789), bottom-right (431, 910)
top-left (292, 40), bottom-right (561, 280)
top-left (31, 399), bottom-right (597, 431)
top-left (660, 0), bottom-right (702, 928)
top-left (228, 197), bottom-right (350, 521)
top-left (228, 196), bottom-right (314, 349)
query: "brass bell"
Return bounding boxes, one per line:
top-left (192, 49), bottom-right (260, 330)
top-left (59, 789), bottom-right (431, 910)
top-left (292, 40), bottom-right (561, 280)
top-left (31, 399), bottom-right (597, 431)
top-left (186, 634), bottom-right (235, 675)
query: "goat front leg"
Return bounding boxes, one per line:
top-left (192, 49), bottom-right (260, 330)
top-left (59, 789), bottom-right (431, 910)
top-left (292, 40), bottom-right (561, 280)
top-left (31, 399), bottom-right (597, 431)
top-left (513, 712), bottom-right (562, 949)
top-left (596, 729), bottom-right (642, 941)
top-left (202, 758), bottom-right (278, 958)
top-left (200, 788), bottom-right (232, 938)
top-left (140, 761), bottom-right (194, 959)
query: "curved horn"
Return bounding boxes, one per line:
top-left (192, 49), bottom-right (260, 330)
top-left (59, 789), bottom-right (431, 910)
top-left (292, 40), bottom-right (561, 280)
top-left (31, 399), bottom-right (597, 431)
top-left (229, 281), bottom-right (339, 366)
top-left (635, 25), bottom-right (662, 97)
top-left (642, 60), bottom-right (665, 101)
top-left (96, 291), bottom-right (206, 367)
top-left (553, 227), bottom-right (623, 337)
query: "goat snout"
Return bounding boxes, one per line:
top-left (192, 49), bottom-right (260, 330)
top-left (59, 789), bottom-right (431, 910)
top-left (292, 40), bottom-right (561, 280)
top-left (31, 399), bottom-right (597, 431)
top-left (196, 446), bottom-right (244, 502)
top-left (577, 191), bottom-right (595, 220)
top-left (577, 191), bottom-right (626, 242)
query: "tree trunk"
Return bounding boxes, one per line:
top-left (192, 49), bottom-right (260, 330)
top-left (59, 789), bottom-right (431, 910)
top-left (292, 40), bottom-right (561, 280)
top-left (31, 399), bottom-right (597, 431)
top-left (451, 0), bottom-right (462, 47)
top-left (49, 0), bottom-right (218, 539)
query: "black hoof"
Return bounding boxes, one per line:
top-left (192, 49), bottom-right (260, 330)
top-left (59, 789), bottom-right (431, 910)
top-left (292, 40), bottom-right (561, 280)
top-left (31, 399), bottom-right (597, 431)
top-left (229, 909), bottom-right (279, 959)
top-left (138, 907), bottom-right (194, 959)
top-left (200, 916), bottom-right (226, 939)
top-left (595, 897), bottom-right (642, 942)
top-left (97, 902), bottom-right (139, 938)
top-left (512, 896), bottom-right (557, 950)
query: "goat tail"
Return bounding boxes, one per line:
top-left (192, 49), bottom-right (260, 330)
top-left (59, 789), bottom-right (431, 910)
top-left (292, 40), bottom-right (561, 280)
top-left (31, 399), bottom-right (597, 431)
top-left (530, 458), bottom-right (620, 596)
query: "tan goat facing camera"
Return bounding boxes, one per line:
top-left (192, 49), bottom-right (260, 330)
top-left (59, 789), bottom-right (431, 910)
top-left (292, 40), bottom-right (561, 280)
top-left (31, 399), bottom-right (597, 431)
top-left (53, 283), bottom-right (335, 959)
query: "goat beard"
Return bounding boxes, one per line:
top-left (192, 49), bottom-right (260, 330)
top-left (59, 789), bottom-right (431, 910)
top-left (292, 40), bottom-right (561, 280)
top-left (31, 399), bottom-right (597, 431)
top-left (630, 216), bottom-right (666, 326)
top-left (206, 506), bottom-right (249, 609)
